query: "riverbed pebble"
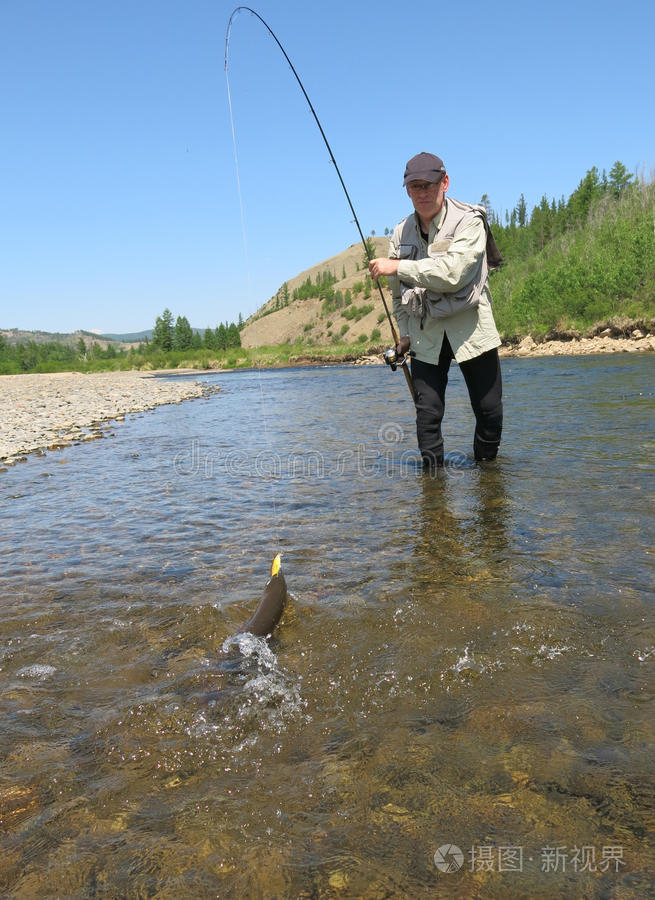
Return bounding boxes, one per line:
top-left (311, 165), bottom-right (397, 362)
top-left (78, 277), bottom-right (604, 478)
top-left (0, 371), bottom-right (217, 465)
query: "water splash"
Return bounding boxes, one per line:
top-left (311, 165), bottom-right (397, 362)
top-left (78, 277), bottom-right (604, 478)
top-left (193, 631), bottom-right (308, 753)
top-left (17, 663), bottom-right (56, 680)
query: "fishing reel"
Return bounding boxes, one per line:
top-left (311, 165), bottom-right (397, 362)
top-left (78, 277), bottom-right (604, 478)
top-left (383, 346), bottom-right (412, 371)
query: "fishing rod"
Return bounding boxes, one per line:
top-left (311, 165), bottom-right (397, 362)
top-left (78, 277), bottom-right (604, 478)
top-left (224, 6), bottom-right (415, 402)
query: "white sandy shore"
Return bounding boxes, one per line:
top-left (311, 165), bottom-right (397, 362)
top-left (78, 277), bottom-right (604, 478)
top-left (0, 370), bottom-right (217, 466)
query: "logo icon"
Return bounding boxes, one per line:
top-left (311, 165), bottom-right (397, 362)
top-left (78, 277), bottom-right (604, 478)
top-left (434, 844), bottom-right (464, 873)
top-left (378, 422), bottom-right (405, 446)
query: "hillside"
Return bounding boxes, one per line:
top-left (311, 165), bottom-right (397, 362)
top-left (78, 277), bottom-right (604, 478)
top-left (241, 236), bottom-right (393, 349)
top-left (490, 173), bottom-right (655, 337)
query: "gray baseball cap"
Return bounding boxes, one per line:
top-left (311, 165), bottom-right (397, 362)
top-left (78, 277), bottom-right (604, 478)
top-left (403, 152), bottom-right (446, 186)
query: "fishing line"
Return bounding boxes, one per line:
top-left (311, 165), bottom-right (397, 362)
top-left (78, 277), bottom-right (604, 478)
top-left (227, 61), bottom-right (282, 555)
top-left (224, 44), bottom-right (253, 304)
top-left (256, 360), bottom-right (282, 556)
top-left (224, 5), bottom-right (415, 400)
top-left (226, 81), bottom-right (280, 546)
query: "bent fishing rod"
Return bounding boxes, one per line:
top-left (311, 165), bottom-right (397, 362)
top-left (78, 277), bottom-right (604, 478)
top-left (225, 6), bottom-right (415, 402)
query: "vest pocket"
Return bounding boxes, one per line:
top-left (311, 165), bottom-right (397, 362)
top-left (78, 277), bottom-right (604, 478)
top-left (397, 243), bottom-right (418, 260)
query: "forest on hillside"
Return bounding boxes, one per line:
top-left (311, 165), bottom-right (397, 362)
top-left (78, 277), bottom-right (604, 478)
top-left (486, 162), bottom-right (654, 336)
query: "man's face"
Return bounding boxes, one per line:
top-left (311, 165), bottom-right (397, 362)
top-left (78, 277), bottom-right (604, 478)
top-left (406, 174), bottom-right (449, 223)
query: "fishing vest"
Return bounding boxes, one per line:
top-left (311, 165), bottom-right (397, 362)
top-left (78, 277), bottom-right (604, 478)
top-left (395, 197), bottom-right (503, 320)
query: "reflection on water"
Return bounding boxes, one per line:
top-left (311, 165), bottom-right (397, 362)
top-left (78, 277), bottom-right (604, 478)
top-left (1, 356), bottom-right (654, 898)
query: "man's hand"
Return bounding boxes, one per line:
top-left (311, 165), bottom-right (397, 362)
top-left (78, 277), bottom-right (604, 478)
top-left (396, 336), bottom-right (411, 357)
top-left (369, 258), bottom-right (399, 280)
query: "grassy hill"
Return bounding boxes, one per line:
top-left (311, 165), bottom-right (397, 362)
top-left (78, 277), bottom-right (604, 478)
top-left (241, 236), bottom-right (393, 349)
top-left (490, 174), bottom-right (655, 338)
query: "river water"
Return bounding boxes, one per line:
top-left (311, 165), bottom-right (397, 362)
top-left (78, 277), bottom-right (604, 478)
top-left (1, 355), bottom-right (653, 899)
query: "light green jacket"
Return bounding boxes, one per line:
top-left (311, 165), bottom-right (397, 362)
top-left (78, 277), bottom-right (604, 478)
top-left (388, 198), bottom-right (501, 364)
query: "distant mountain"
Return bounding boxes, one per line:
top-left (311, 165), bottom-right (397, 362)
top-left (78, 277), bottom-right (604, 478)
top-left (1, 328), bottom-right (143, 349)
top-left (2, 326), bottom-right (213, 346)
top-left (96, 329), bottom-right (153, 342)
top-left (98, 327), bottom-right (211, 341)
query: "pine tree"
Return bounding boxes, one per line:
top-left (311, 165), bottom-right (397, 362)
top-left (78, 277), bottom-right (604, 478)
top-left (362, 236), bottom-right (376, 268)
top-left (516, 194), bottom-right (527, 227)
top-left (568, 167), bottom-right (602, 223)
top-left (227, 323), bottom-right (241, 347)
top-left (174, 315), bottom-right (193, 350)
top-left (152, 309), bottom-right (174, 351)
top-left (608, 161), bottom-right (633, 198)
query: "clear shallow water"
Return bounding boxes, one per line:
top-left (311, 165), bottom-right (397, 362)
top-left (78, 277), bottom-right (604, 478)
top-left (0, 355), bottom-right (653, 898)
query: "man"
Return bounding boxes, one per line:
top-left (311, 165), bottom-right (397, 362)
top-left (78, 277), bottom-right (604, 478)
top-left (369, 152), bottom-right (503, 469)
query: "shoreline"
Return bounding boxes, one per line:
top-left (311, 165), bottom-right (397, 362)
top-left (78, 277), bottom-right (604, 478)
top-left (0, 370), bottom-right (218, 468)
top-left (285, 330), bottom-right (655, 367)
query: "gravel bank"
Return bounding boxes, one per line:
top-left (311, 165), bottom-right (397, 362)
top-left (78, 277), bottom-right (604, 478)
top-left (500, 331), bottom-right (655, 357)
top-left (0, 371), bottom-right (217, 466)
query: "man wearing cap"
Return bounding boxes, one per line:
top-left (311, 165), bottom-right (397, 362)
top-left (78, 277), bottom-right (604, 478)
top-left (369, 152), bottom-right (503, 469)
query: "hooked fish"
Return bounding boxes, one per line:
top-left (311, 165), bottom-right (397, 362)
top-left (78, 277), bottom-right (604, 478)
top-left (237, 553), bottom-right (287, 638)
top-left (180, 555), bottom-right (289, 707)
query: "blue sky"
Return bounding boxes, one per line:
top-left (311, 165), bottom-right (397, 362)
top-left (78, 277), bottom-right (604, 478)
top-left (2, 0), bottom-right (653, 335)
